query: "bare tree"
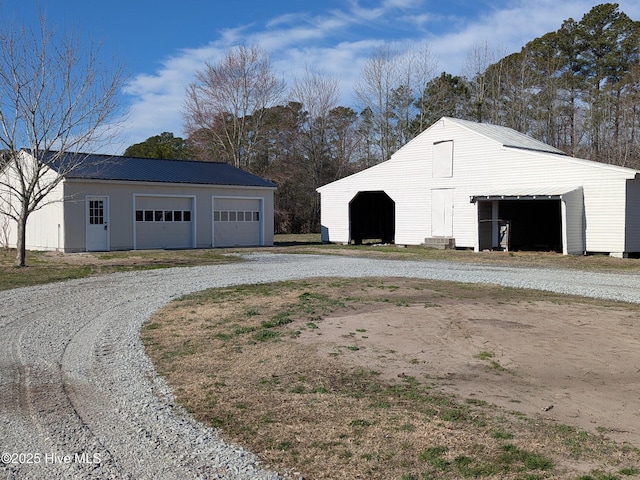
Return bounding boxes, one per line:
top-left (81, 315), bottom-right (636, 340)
top-left (290, 66), bottom-right (342, 179)
top-left (290, 67), bottom-right (342, 230)
top-left (463, 41), bottom-right (507, 123)
top-left (354, 44), bottom-right (437, 162)
top-left (396, 44), bottom-right (438, 138)
top-left (183, 45), bottom-right (286, 169)
top-left (354, 45), bottom-right (402, 163)
top-left (0, 13), bottom-right (124, 266)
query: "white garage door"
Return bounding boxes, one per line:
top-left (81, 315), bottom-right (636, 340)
top-left (213, 197), bottom-right (261, 247)
top-left (135, 196), bottom-right (194, 249)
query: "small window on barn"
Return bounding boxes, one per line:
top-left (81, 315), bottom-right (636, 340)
top-left (221, 211), bottom-right (228, 221)
top-left (183, 211), bottom-right (191, 222)
top-left (213, 211), bottom-right (220, 222)
top-left (245, 211), bottom-right (252, 222)
top-left (136, 210), bottom-right (143, 222)
top-left (164, 211), bottom-right (173, 222)
top-left (237, 211), bottom-right (245, 221)
top-left (144, 210), bottom-right (153, 222)
top-left (253, 211), bottom-right (260, 222)
top-left (433, 140), bottom-right (453, 178)
top-left (174, 210), bottom-right (182, 221)
top-left (155, 210), bottom-right (163, 222)
top-left (229, 211), bottom-right (236, 222)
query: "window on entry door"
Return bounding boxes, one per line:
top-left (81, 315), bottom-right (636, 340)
top-left (89, 200), bottom-right (104, 225)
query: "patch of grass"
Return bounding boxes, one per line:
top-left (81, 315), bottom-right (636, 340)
top-left (233, 325), bottom-right (258, 335)
top-left (349, 419), bottom-right (372, 428)
top-left (261, 311), bottom-right (292, 328)
top-left (474, 350), bottom-right (495, 360)
top-left (489, 360), bottom-right (509, 372)
top-left (213, 332), bottom-right (233, 341)
top-left (473, 350), bottom-right (511, 374)
top-left (454, 455), bottom-right (501, 477)
top-left (465, 398), bottom-right (488, 407)
top-left (252, 329), bottom-right (282, 342)
top-left (619, 467), bottom-right (640, 475)
top-left (498, 444), bottom-right (553, 470)
top-left (419, 446), bottom-right (450, 471)
top-left (578, 474), bottom-right (621, 480)
top-left (491, 429), bottom-right (514, 440)
top-left (0, 248), bottom-right (241, 291)
top-left (298, 291), bottom-right (345, 314)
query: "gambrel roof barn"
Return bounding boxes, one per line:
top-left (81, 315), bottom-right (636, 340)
top-left (317, 117), bottom-right (640, 257)
top-left (3, 150), bottom-right (276, 252)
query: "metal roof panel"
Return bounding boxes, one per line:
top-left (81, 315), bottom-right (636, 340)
top-left (446, 118), bottom-right (568, 155)
top-left (470, 186), bottom-right (581, 202)
top-left (38, 151), bottom-right (277, 188)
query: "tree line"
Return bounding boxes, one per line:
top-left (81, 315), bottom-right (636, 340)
top-left (125, 3), bottom-right (640, 234)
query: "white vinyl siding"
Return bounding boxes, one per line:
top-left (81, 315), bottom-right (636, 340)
top-left (5, 167), bottom-right (66, 251)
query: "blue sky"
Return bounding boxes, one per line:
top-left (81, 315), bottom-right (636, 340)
top-left (5, 0), bottom-right (640, 154)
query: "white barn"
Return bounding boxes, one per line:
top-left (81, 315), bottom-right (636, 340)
top-left (317, 117), bottom-right (640, 257)
top-left (2, 150), bottom-right (276, 252)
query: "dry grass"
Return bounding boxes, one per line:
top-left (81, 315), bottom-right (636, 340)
top-left (0, 248), bottom-right (240, 291)
top-left (2, 233), bottom-right (639, 291)
top-left (270, 234), bottom-right (640, 274)
top-left (143, 277), bottom-right (640, 480)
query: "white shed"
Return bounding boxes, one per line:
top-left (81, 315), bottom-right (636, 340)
top-left (3, 150), bottom-right (276, 252)
top-left (317, 117), bottom-right (640, 257)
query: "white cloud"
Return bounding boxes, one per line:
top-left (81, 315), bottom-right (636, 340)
top-left (110, 0), bottom-right (640, 154)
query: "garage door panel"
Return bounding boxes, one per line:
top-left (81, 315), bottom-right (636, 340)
top-left (135, 196), bottom-right (193, 249)
top-left (136, 223), bottom-right (192, 249)
top-left (213, 197), bottom-right (261, 247)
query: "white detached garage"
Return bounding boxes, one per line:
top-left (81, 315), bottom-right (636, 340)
top-left (9, 151), bottom-right (276, 252)
top-left (318, 117), bottom-right (640, 257)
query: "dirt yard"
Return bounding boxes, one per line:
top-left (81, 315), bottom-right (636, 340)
top-left (297, 298), bottom-right (640, 444)
top-left (144, 277), bottom-right (640, 479)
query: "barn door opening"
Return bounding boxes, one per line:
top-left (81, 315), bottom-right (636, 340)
top-left (476, 199), bottom-right (562, 252)
top-left (349, 191), bottom-right (395, 245)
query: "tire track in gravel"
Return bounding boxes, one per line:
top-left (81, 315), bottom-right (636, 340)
top-left (1, 253), bottom-right (639, 479)
top-left (1, 281), bottom-right (133, 479)
top-left (1, 263), bottom-right (288, 480)
top-left (0, 302), bottom-right (55, 480)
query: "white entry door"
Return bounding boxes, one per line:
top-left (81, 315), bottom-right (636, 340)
top-left (86, 196), bottom-right (109, 251)
top-left (431, 189), bottom-right (454, 237)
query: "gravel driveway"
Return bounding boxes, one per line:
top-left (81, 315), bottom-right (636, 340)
top-left (1, 253), bottom-right (639, 479)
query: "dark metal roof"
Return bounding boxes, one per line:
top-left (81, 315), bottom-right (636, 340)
top-left (38, 151), bottom-right (277, 188)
